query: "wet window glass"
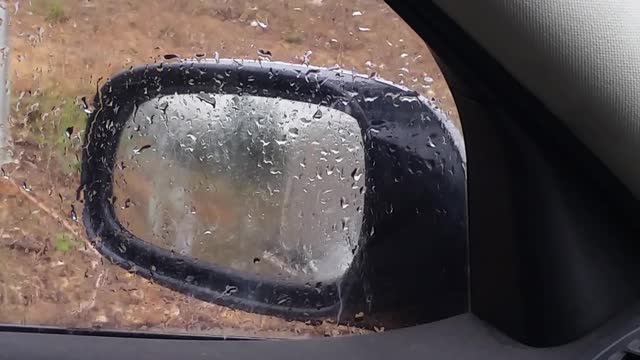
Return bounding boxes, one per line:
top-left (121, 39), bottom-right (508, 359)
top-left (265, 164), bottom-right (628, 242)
top-left (0, 0), bottom-right (462, 338)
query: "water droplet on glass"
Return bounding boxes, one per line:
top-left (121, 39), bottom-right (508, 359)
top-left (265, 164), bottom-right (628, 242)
top-left (341, 217), bottom-right (350, 231)
top-left (133, 144), bottom-right (152, 154)
top-left (163, 54), bottom-right (180, 60)
top-left (196, 93), bottom-right (216, 107)
top-left (70, 205), bottom-right (78, 222)
top-left (426, 135), bottom-right (436, 148)
top-left (302, 50), bottom-right (313, 65)
top-left (81, 96), bottom-right (94, 114)
top-left (257, 49), bottom-right (272, 61)
top-left (22, 181), bottom-right (32, 192)
top-left (256, 19), bottom-right (268, 29)
top-left (351, 168), bottom-right (362, 181)
top-left (313, 109), bottom-right (323, 119)
top-left (352, 11), bottom-right (363, 16)
top-left (221, 285), bottom-right (238, 296)
top-left (358, 27), bottom-right (371, 32)
top-left (65, 126), bottom-right (74, 138)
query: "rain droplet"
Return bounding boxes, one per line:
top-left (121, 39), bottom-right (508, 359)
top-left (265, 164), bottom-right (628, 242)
top-left (256, 19), bottom-right (268, 29)
top-left (257, 49), bottom-right (272, 61)
top-left (197, 93), bottom-right (216, 107)
top-left (70, 205), bottom-right (78, 222)
top-left (65, 126), bottom-right (73, 138)
top-left (81, 96), bottom-right (93, 114)
top-left (133, 144), bottom-right (152, 154)
top-left (22, 181), bottom-right (32, 192)
top-left (302, 50), bottom-right (313, 65)
top-left (426, 136), bottom-right (436, 148)
top-left (313, 109), bottom-right (323, 119)
top-left (358, 27), bottom-right (371, 32)
top-left (341, 217), bottom-right (350, 231)
top-left (221, 285), bottom-right (239, 296)
top-left (351, 168), bottom-right (363, 181)
top-left (352, 11), bottom-right (363, 16)
top-left (163, 54), bottom-right (180, 60)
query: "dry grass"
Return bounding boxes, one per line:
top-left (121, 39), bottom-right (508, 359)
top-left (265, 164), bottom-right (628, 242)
top-left (1, 0), bottom-right (460, 337)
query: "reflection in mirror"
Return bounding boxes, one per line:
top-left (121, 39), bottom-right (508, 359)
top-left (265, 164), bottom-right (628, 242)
top-left (113, 94), bottom-right (365, 283)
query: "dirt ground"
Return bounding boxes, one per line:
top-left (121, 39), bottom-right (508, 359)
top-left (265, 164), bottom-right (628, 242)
top-left (0, 0), bottom-right (460, 338)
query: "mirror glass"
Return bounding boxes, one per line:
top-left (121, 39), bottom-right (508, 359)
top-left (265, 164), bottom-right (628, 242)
top-left (113, 94), bottom-right (365, 283)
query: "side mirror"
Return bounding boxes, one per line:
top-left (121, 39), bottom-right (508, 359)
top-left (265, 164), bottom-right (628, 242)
top-left (81, 60), bottom-right (467, 327)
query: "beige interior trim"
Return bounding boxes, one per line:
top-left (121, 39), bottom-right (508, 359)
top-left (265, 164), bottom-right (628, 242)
top-left (434, 0), bottom-right (640, 197)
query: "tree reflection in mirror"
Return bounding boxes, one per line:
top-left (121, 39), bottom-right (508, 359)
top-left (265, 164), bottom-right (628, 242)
top-left (114, 94), bottom-right (365, 283)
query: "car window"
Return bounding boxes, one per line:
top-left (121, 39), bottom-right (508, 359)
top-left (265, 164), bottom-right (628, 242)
top-left (0, 0), bottom-right (461, 338)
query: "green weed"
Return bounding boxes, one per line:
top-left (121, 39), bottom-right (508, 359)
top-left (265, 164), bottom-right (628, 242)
top-left (53, 233), bottom-right (77, 252)
top-left (45, 1), bottom-right (69, 24)
top-left (13, 92), bottom-right (87, 174)
top-left (32, 0), bottom-right (69, 24)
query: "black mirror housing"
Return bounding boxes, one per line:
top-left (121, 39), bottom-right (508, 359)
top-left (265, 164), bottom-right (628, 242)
top-left (80, 60), bottom-right (467, 328)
